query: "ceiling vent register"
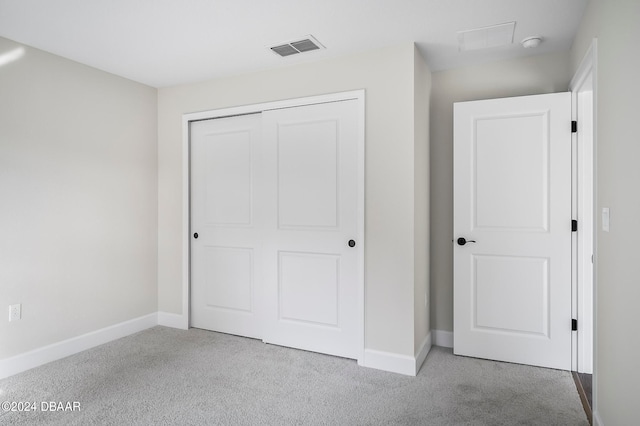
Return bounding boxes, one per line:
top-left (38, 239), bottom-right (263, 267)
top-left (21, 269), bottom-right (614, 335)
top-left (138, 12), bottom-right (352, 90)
top-left (270, 35), bottom-right (325, 57)
top-left (457, 22), bottom-right (516, 51)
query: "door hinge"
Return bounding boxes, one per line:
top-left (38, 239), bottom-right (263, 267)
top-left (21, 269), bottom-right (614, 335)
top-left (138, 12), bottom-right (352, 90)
top-left (571, 121), bottom-right (578, 133)
top-left (572, 219), bottom-right (578, 232)
top-left (572, 319), bottom-right (578, 331)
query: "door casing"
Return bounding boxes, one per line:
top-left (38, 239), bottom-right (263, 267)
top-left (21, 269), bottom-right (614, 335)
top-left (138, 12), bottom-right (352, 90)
top-left (180, 90), bottom-right (366, 364)
top-left (570, 39), bottom-right (597, 377)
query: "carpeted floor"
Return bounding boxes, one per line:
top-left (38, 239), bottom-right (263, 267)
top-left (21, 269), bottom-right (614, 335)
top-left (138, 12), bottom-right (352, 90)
top-left (0, 326), bottom-right (588, 425)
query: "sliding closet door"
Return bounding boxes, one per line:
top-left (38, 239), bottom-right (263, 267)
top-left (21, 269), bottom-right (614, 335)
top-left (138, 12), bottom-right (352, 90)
top-left (261, 100), bottom-right (360, 359)
top-left (190, 98), bottom-right (362, 360)
top-left (190, 113), bottom-right (263, 339)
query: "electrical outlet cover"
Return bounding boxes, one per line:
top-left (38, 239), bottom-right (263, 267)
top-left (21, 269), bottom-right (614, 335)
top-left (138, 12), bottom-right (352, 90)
top-left (9, 304), bottom-right (21, 321)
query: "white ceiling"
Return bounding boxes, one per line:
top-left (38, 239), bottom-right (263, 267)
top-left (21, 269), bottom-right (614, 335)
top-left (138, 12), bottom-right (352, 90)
top-left (0, 0), bottom-right (589, 88)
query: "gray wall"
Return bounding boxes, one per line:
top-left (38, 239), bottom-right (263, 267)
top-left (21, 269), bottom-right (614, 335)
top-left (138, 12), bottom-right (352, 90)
top-left (571, 0), bottom-right (640, 423)
top-left (429, 52), bottom-right (572, 332)
top-left (0, 37), bottom-right (158, 359)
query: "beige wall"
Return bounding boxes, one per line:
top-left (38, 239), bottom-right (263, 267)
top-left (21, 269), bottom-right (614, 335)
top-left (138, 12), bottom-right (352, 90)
top-left (571, 0), bottom-right (599, 72)
top-left (0, 37), bottom-right (158, 359)
top-left (429, 52), bottom-right (572, 332)
top-left (413, 46), bottom-right (431, 352)
top-left (571, 1), bottom-right (640, 424)
top-left (158, 43), bottom-right (427, 356)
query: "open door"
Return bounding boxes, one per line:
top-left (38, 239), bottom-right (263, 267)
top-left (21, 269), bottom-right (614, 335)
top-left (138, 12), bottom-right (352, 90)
top-left (453, 92), bottom-right (572, 370)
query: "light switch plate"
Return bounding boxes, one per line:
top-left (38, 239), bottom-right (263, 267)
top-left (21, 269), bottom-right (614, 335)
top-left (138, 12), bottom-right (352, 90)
top-left (602, 207), bottom-right (610, 232)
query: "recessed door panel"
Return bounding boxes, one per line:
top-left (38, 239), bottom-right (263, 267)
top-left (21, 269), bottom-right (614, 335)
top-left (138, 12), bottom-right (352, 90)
top-left (204, 130), bottom-right (252, 226)
top-left (278, 252), bottom-right (339, 327)
top-left (204, 246), bottom-right (253, 312)
top-left (473, 255), bottom-right (549, 336)
top-left (475, 113), bottom-right (549, 232)
top-left (278, 120), bottom-right (338, 229)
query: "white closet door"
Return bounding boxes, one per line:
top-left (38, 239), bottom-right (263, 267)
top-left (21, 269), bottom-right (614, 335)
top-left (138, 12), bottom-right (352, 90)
top-left (261, 100), bottom-right (360, 359)
top-left (190, 113), bottom-right (263, 339)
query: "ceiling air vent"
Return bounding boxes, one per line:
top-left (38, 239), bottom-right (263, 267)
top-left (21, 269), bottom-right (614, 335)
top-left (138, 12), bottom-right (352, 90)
top-left (457, 22), bottom-right (516, 51)
top-left (270, 35), bottom-right (325, 57)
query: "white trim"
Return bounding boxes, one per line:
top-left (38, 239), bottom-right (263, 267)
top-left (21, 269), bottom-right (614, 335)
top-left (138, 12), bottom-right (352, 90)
top-left (0, 313), bottom-right (157, 380)
top-left (569, 38), bottom-right (599, 420)
top-left (183, 91), bottom-right (365, 122)
top-left (570, 83), bottom-right (579, 372)
top-left (592, 38), bottom-right (599, 420)
top-left (182, 112), bottom-right (191, 330)
top-left (360, 349), bottom-right (417, 376)
top-left (157, 311), bottom-right (188, 329)
top-left (569, 41), bottom-right (597, 373)
top-left (593, 410), bottom-right (604, 426)
top-left (361, 334), bottom-right (432, 377)
top-left (415, 333), bottom-right (432, 373)
top-left (570, 39), bottom-right (597, 93)
top-left (355, 93), bottom-right (366, 366)
top-left (181, 90), bottom-right (366, 365)
top-left (570, 39), bottom-right (597, 376)
top-left (432, 329), bottom-right (454, 348)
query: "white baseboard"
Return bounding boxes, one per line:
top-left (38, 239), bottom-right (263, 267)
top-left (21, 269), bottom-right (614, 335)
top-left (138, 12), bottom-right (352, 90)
top-left (362, 336), bottom-right (432, 376)
top-left (157, 311), bottom-right (188, 330)
top-left (361, 348), bottom-right (416, 376)
top-left (593, 410), bottom-right (603, 426)
top-left (0, 313), bottom-right (157, 380)
top-left (432, 329), bottom-right (453, 348)
top-left (1, 316), bottom-right (449, 379)
top-left (415, 332), bottom-right (432, 374)
top-left (361, 333), bottom-right (433, 376)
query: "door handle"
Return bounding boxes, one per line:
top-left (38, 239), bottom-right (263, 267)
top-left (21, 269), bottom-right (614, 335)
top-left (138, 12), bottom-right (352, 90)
top-left (348, 240), bottom-right (356, 247)
top-left (457, 237), bottom-right (476, 246)
top-left (193, 233), bottom-right (199, 239)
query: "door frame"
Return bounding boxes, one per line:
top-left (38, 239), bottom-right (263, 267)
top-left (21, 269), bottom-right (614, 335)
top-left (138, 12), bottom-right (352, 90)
top-left (180, 90), bottom-right (366, 363)
top-left (570, 39), bottom-right (597, 375)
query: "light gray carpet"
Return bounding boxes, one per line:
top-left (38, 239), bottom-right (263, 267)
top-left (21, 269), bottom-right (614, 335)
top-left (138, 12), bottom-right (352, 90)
top-left (0, 326), bottom-right (588, 425)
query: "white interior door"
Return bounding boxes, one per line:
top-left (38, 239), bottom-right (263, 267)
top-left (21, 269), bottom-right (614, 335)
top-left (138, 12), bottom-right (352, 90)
top-left (190, 113), bottom-right (263, 339)
top-left (453, 92), bottom-right (572, 370)
top-left (261, 100), bottom-right (361, 359)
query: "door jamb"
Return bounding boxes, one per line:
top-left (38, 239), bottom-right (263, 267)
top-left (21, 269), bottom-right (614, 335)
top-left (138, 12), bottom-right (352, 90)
top-left (569, 39), bottom-right (597, 380)
top-left (180, 90), bottom-right (366, 364)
